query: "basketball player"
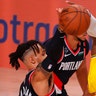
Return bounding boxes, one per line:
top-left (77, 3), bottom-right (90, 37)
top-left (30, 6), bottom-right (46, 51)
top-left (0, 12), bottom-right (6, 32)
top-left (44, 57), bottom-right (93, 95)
top-left (9, 40), bottom-right (56, 96)
top-left (43, 4), bottom-right (92, 96)
top-left (87, 13), bottom-right (96, 96)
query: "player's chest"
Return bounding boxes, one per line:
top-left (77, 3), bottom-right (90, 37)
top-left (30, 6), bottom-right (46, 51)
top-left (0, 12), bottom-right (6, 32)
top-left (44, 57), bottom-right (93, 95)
top-left (57, 44), bottom-right (84, 70)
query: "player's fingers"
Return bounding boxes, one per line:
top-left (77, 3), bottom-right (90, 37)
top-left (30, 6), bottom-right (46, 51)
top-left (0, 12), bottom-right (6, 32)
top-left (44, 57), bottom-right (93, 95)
top-left (65, 0), bottom-right (75, 5)
top-left (56, 8), bottom-right (63, 13)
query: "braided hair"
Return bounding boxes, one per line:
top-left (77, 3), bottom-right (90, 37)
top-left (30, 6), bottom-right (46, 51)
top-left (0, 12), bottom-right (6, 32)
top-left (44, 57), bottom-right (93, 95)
top-left (9, 40), bottom-right (44, 70)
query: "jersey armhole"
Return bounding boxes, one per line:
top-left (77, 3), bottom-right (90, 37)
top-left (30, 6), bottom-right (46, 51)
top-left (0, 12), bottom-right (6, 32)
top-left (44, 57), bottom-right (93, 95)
top-left (83, 40), bottom-right (89, 58)
top-left (28, 70), bottom-right (35, 84)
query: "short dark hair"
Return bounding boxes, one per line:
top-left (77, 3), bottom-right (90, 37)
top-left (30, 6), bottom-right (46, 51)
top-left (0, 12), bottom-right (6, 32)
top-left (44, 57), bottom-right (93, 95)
top-left (9, 40), bottom-right (44, 70)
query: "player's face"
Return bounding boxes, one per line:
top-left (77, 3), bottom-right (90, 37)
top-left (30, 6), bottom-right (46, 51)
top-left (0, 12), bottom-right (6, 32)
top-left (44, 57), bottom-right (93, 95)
top-left (33, 44), bottom-right (47, 64)
top-left (76, 32), bottom-right (87, 41)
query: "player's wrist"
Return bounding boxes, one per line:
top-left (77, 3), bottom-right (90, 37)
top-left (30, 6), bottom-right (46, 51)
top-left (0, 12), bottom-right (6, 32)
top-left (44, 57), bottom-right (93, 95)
top-left (41, 56), bottom-right (55, 72)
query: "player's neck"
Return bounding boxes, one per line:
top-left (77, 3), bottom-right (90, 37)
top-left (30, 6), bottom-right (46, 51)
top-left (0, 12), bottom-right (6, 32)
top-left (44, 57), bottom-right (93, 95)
top-left (66, 34), bottom-right (79, 50)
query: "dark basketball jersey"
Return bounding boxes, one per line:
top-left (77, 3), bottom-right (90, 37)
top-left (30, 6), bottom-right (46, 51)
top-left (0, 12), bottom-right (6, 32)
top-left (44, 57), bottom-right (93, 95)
top-left (44, 29), bottom-right (89, 91)
top-left (19, 70), bottom-right (56, 96)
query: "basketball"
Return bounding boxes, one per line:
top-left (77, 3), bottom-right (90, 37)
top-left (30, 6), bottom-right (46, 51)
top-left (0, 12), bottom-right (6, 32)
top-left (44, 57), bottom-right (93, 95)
top-left (59, 4), bottom-right (91, 35)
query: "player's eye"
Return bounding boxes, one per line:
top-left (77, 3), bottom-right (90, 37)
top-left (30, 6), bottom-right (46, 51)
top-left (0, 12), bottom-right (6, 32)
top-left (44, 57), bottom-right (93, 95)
top-left (42, 49), bottom-right (46, 56)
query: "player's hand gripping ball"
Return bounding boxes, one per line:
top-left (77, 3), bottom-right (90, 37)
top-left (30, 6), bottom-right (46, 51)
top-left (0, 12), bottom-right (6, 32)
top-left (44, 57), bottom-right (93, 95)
top-left (58, 4), bottom-right (91, 35)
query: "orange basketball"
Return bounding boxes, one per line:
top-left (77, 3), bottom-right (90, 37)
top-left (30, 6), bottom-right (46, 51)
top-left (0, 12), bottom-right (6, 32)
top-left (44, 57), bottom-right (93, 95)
top-left (59, 4), bottom-right (91, 35)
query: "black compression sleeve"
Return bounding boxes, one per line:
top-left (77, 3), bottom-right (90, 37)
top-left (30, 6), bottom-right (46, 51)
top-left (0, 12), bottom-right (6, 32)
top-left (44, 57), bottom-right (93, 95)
top-left (41, 56), bottom-right (55, 72)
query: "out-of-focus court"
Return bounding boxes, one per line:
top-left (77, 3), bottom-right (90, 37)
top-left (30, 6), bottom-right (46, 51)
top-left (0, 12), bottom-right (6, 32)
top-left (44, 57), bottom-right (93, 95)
top-left (0, 67), bottom-right (83, 96)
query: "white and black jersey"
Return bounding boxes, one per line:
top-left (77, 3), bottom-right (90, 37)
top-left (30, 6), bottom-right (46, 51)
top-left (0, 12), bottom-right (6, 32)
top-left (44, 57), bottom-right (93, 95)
top-left (19, 70), bottom-right (56, 96)
top-left (44, 29), bottom-right (89, 94)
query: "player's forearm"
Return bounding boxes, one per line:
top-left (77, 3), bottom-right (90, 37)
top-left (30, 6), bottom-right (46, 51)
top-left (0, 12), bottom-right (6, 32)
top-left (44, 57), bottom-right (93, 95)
top-left (76, 61), bottom-right (88, 93)
top-left (76, 64), bottom-right (92, 96)
top-left (76, 68), bottom-right (88, 93)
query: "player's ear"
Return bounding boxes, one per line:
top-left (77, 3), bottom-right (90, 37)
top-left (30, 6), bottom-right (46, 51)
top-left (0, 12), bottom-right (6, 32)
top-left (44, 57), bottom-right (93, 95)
top-left (30, 56), bottom-right (35, 64)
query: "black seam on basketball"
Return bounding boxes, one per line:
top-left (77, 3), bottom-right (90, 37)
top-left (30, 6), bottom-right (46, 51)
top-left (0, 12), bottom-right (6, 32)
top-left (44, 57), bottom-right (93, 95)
top-left (76, 5), bottom-right (82, 35)
top-left (61, 11), bottom-right (90, 16)
top-left (62, 8), bottom-right (79, 32)
top-left (60, 5), bottom-right (90, 35)
top-left (61, 5), bottom-right (90, 16)
top-left (64, 6), bottom-right (79, 34)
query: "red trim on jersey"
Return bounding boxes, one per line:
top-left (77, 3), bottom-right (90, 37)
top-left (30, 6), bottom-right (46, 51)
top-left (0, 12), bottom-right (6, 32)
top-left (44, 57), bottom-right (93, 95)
top-left (28, 70), bottom-right (35, 83)
top-left (64, 36), bottom-right (80, 56)
top-left (28, 70), bottom-right (55, 96)
top-left (45, 86), bottom-right (55, 96)
top-left (57, 47), bottom-right (64, 64)
top-left (53, 73), bottom-right (63, 90)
